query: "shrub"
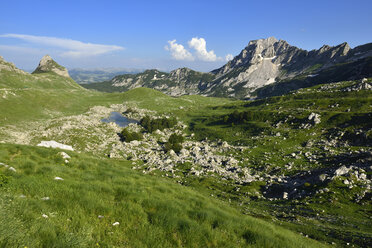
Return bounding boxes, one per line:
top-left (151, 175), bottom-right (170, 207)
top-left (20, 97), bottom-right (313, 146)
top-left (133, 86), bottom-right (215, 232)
top-left (0, 172), bottom-right (9, 187)
top-left (164, 134), bottom-right (184, 153)
top-left (124, 107), bottom-right (136, 114)
top-left (140, 116), bottom-right (177, 133)
top-left (120, 128), bottom-right (143, 142)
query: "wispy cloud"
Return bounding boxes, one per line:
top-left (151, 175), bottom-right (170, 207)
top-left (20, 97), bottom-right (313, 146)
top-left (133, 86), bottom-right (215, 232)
top-left (164, 40), bottom-right (194, 61)
top-left (0, 34), bottom-right (124, 57)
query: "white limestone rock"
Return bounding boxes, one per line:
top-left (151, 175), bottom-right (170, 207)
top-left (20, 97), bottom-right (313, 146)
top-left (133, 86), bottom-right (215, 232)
top-left (37, 141), bottom-right (74, 151)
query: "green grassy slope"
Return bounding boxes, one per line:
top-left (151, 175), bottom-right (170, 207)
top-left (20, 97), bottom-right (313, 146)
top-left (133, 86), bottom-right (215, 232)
top-left (0, 144), bottom-right (325, 248)
top-left (0, 59), bottom-right (329, 247)
top-left (0, 68), bottom-right (125, 125)
top-left (178, 79), bottom-right (372, 246)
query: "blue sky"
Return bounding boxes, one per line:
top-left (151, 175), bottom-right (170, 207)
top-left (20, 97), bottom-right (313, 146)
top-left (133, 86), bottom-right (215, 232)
top-left (0, 0), bottom-right (371, 71)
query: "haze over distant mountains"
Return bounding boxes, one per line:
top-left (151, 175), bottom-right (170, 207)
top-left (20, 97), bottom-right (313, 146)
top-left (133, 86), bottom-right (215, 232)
top-left (84, 37), bottom-right (372, 98)
top-left (69, 68), bottom-right (144, 84)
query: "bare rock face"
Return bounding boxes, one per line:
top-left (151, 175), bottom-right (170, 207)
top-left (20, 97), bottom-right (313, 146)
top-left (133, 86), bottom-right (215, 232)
top-left (33, 55), bottom-right (70, 78)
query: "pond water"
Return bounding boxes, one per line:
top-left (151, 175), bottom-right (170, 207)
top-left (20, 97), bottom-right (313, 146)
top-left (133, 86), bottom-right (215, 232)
top-left (101, 112), bottom-right (138, 127)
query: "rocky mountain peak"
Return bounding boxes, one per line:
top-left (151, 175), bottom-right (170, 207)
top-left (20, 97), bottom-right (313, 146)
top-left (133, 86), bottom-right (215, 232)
top-left (170, 67), bottom-right (193, 76)
top-left (33, 55), bottom-right (70, 78)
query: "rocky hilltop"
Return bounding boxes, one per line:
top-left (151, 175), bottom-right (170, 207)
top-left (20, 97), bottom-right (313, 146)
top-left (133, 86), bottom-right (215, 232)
top-left (0, 56), bottom-right (28, 75)
top-left (83, 37), bottom-right (372, 98)
top-left (32, 55), bottom-right (70, 78)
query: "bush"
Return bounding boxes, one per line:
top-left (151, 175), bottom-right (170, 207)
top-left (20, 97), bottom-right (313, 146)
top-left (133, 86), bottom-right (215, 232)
top-left (120, 128), bottom-right (143, 142)
top-left (140, 116), bottom-right (177, 133)
top-left (124, 107), bottom-right (136, 114)
top-left (164, 134), bottom-right (184, 153)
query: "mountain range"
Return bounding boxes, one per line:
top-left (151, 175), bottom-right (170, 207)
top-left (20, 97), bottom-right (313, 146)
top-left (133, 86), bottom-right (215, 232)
top-left (84, 37), bottom-right (372, 98)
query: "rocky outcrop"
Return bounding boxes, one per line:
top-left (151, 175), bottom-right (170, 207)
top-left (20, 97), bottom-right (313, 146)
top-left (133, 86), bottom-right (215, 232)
top-left (32, 55), bottom-right (70, 78)
top-left (0, 56), bottom-right (28, 74)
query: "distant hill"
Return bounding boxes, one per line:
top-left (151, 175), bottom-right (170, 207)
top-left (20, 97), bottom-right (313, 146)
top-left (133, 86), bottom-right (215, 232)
top-left (83, 68), bottom-right (215, 96)
top-left (69, 68), bottom-right (144, 84)
top-left (83, 37), bottom-right (372, 98)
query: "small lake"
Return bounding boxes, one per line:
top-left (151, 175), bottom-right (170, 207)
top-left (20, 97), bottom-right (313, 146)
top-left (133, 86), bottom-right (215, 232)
top-left (101, 112), bottom-right (138, 127)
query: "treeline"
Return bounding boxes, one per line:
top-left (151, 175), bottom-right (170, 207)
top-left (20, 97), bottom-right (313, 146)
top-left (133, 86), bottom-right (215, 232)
top-left (120, 128), bottom-right (143, 142)
top-left (223, 110), bottom-right (284, 124)
top-left (140, 116), bottom-right (177, 133)
top-left (120, 116), bottom-right (184, 153)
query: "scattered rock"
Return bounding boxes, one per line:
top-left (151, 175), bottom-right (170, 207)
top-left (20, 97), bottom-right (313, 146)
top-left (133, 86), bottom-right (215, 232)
top-left (283, 192), bottom-right (288, 199)
top-left (308, 113), bottom-right (321, 124)
top-left (335, 166), bottom-right (350, 176)
top-left (59, 152), bottom-right (71, 160)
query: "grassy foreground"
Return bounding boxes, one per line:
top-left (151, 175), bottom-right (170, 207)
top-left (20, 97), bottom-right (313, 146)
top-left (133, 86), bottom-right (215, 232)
top-left (0, 143), bottom-right (325, 247)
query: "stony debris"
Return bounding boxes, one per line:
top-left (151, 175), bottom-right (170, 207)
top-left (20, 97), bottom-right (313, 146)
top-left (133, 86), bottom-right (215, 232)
top-left (342, 79), bottom-right (372, 92)
top-left (308, 113), bottom-right (321, 125)
top-left (59, 152), bottom-right (71, 163)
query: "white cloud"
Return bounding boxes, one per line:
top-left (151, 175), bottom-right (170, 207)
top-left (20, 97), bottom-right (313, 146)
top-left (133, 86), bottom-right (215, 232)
top-left (0, 33), bottom-right (124, 58)
top-left (165, 40), bottom-right (194, 61)
top-left (188, 37), bottom-right (221, 62)
top-left (225, 54), bottom-right (234, 61)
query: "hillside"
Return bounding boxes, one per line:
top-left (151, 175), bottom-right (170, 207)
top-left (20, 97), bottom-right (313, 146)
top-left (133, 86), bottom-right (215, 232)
top-left (34, 78), bottom-right (372, 246)
top-left (83, 38), bottom-right (372, 99)
top-left (0, 143), bottom-right (325, 247)
top-left (0, 55), bottom-right (126, 126)
top-left (0, 55), bottom-right (334, 247)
